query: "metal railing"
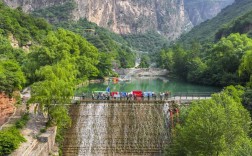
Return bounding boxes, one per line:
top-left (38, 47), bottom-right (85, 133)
top-left (171, 92), bottom-right (214, 100)
top-left (73, 92), bottom-right (215, 103)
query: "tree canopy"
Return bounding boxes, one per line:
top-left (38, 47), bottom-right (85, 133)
top-left (158, 33), bottom-right (252, 86)
top-left (165, 86), bottom-right (252, 156)
top-left (239, 49), bottom-right (252, 87)
top-left (0, 59), bottom-right (25, 95)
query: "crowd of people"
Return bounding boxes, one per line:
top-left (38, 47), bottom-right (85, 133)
top-left (81, 91), bottom-right (172, 101)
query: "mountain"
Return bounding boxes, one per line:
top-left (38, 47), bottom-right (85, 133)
top-left (3, 0), bottom-right (233, 41)
top-left (184, 0), bottom-right (234, 26)
top-left (179, 0), bottom-right (252, 45)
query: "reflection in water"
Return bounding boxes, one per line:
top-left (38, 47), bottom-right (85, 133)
top-left (63, 102), bottom-right (170, 156)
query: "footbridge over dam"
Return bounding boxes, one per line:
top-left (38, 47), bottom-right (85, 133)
top-left (63, 92), bottom-right (214, 156)
top-left (72, 92), bottom-right (213, 104)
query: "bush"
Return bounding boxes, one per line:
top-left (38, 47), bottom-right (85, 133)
top-left (40, 128), bottom-right (46, 133)
top-left (15, 113), bottom-right (29, 129)
top-left (0, 127), bottom-right (26, 155)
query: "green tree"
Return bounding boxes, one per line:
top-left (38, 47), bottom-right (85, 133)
top-left (29, 59), bottom-right (76, 120)
top-left (239, 49), bottom-right (252, 87)
top-left (172, 45), bottom-right (188, 78)
top-left (23, 29), bottom-right (100, 84)
top-left (159, 49), bottom-right (174, 71)
top-left (187, 57), bottom-right (207, 83)
top-left (207, 33), bottom-right (252, 86)
top-left (118, 47), bottom-right (135, 68)
top-left (139, 55), bottom-right (150, 68)
top-left (97, 52), bottom-right (113, 77)
top-left (54, 18), bottom-right (136, 69)
top-left (0, 60), bottom-right (25, 95)
top-left (166, 86), bottom-right (252, 156)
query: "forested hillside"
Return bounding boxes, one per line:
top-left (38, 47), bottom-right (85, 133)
top-left (31, 1), bottom-right (168, 65)
top-left (216, 10), bottom-right (252, 39)
top-left (179, 0), bottom-right (252, 45)
top-left (0, 2), bottom-right (117, 154)
top-left (157, 0), bottom-right (252, 88)
top-left (32, 3), bottom-right (136, 68)
top-left (55, 19), bottom-right (135, 68)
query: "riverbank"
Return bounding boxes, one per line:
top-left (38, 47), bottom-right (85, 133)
top-left (115, 68), bottom-right (168, 77)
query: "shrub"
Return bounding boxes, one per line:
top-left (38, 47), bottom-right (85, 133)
top-left (40, 128), bottom-right (46, 133)
top-left (0, 127), bottom-right (26, 155)
top-left (15, 113), bottom-right (29, 129)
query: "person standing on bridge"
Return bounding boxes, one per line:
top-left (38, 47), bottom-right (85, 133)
top-left (165, 92), bottom-right (168, 100)
top-left (153, 92), bottom-right (156, 100)
top-left (159, 92), bottom-right (163, 101)
top-left (82, 93), bottom-right (85, 100)
top-left (126, 93), bottom-right (129, 101)
top-left (92, 93), bottom-right (94, 100)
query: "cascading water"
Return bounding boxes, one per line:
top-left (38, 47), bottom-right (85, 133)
top-left (63, 102), bottom-right (170, 156)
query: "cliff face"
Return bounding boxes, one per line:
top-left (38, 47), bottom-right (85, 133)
top-left (72, 0), bottom-right (192, 40)
top-left (0, 93), bottom-right (15, 126)
top-left (3, 0), bottom-right (234, 40)
top-left (3, 0), bottom-right (67, 12)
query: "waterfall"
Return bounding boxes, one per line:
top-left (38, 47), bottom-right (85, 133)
top-left (64, 102), bottom-right (170, 156)
top-left (77, 103), bottom-right (108, 156)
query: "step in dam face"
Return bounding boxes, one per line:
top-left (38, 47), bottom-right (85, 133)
top-left (63, 102), bottom-right (171, 156)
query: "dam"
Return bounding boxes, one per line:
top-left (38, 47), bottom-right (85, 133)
top-left (63, 77), bottom-right (219, 155)
top-left (63, 102), bottom-right (171, 156)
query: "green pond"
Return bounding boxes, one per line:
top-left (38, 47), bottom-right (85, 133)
top-left (76, 77), bottom-right (221, 95)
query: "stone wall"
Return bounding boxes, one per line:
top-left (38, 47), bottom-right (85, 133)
top-left (11, 127), bottom-right (58, 156)
top-left (30, 126), bottom-right (57, 156)
top-left (0, 93), bottom-right (16, 126)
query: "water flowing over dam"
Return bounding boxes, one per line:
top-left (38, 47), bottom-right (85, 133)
top-left (63, 102), bottom-right (171, 156)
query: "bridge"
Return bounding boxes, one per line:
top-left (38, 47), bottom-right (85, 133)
top-left (72, 92), bottom-right (213, 104)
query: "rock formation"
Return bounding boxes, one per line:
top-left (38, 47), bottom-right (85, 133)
top-left (3, 0), bottom-right (234, 40)
top-left (184, 0), bottom-right (235, 26)
top-left (0, 93), bottom-right (15, 126)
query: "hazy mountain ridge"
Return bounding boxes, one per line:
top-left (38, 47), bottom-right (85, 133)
top-left (184, 0), bottom-right (235, 26)
top-left (179, 0), bottom-right (252, 45)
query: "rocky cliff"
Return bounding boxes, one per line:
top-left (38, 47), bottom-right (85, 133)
top-left (0, 93), bottom-right (15, 126)
top-left (3, 0), bottom-right (234, 40)
top-left (184, 0), bottom-right (235, 26)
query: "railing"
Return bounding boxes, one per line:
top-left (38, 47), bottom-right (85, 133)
top-left (171, 92), bottom-right (214, 100)
top-left (72, 92), bottom-right (215, 103)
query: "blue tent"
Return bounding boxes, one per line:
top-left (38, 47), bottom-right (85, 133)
top-left (106, 86), bottom-right (110, 92)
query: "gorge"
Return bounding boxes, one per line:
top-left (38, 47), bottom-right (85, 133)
top-left (1, 0), bottom-right (252, 155)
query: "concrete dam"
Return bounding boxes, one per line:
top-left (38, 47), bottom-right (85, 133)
top-left (63, 102), bottom-right (172, 156)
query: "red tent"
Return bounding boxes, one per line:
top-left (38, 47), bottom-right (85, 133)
top-left (132, 90), bottom-right (143, 97)
top-left (110, 92), bottom-right (119, 97)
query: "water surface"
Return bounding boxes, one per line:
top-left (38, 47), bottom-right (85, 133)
top-left (76, 77), bottom-right (220, 95)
